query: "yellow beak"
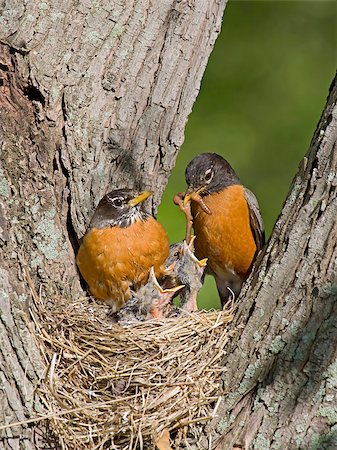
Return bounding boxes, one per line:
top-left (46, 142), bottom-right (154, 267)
top-left (183, 186), bottom-right (206, 206)
top-left (198, 258), bottom-right (208, 267)
top-left (148, 266), bottom-right (185, 294)
top-left (128, 190), bottom-right (153, 207)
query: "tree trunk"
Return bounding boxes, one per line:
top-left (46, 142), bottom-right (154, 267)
top-left (204, 75), bottom-right (337, 449)
top-left (0, 1), bottom-right (227, 448)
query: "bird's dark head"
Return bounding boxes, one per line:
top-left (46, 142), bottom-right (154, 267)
top-left (184, 153), bottom-right (240, 203)
top-left (89, 188), bottom-right (152, 229)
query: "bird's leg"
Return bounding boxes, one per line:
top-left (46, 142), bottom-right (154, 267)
top-left (178, 241), bottom-right (207, 313)
top-left (180, 289), bottom-right (199, 313)
top-left (173, 192), bottom-right (194, 245)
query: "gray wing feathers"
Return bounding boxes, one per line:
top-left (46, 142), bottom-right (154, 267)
top-left (244, 188), bottom-right (265, 252)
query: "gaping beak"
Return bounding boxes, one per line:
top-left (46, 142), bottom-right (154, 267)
top-left (183, 237), bottom-right (208, 267)
top-left (183, 185), bottom-right (206, 206)
top-left (128, 190), bottom-right (152, 207)
top-left (198, 258), bottom-right (208, 268)
top-left (149, 267), bottom-right (184, 294)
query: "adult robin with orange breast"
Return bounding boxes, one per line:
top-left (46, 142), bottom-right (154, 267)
top-left (76, 188), bottom-right (170, 312)
top-left (182, 153), bottom-right (265, 304)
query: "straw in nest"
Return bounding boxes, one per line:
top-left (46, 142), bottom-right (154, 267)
top-left (25, 293), bottom-right (235, 449)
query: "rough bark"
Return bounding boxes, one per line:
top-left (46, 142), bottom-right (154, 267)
top-left (0, 1), bottom-right (227, 448)
top-left (204, 75), bottom-right (337, 450)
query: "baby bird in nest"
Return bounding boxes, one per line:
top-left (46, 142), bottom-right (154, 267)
top-left (165, 237), bottom-right (207, 313)
top-left (117, 267), bottom-right (183, 326)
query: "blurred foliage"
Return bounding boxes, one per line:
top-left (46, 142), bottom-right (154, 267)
top-left (158, 1), bottom-right (336, 309)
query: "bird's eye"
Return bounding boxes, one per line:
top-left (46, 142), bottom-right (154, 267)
top-left (204, 169), bottom-right (213, 183)
top-left (112, 197), bottom-right (123, 208)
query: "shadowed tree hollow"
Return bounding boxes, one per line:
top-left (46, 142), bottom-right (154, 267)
top-left (0, 1), bottom-right (336, 449)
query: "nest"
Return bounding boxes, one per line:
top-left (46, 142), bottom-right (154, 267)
top-left (29, 294), bottom-right (235, 449)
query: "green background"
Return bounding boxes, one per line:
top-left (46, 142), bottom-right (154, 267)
top-left (158, 1), bottom-right (336, 309)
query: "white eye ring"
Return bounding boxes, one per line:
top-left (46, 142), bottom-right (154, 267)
top-left (204, 169), bottom-right (213, 183)
top-left (112, 197), bottom-right (124, 208)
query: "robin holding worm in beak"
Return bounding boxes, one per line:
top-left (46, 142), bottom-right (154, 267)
top-left (179, 153), bottom-right (265, 304)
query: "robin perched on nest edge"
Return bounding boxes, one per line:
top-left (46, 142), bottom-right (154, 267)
top-left (183, 153), bottom-right (265, 304)
top-left (76, 189), bottom-right (170, 312)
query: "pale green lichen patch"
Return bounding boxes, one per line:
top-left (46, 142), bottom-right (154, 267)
top-left (45, 208), bottom-right (57, 219)
top-left (238, 360), bottom-right (263, 395)
top-left (31, 202), bottom-right (40, 218)
top-left (326, 361), bottom-right (337, 387)
top-left (293, 433), bottom-right (304, 447)
top-left (32, 209), bottom-right (65, 261)
top-left (51, 11), bottom-right (65, 21)
top-left (238, 377), bottom-right (255, 395)
top-left (267, 403), bottom-right (279, 415)
top-left (274, 388), bottom-right (287, 403)
top-left (50, 86), bottom-right (62, 103)
top-left (111, 23), bottom-right (124, 39)
top-left (39, 2), bottom-right (49, 10)
top-left (317, 405), bottom-right (337, 425)
top-left (18, 293), bottom-right (27, 303)
top-left (271, 440), bottom-right (282, 450)
top-left (289, 319), bottom-right (300, 334)
top-left (253, 433), bottom-right (270, 450)
top-left (269, 335), bottom-right (285, 354)
top-left (0, 169), bottom-right (10, 198)
top-left (308, 431), bottom-right (322, 450)
top-left (295, 415), bottom-right (309, 434)
top-left (30, 253), bottom-right (43, 269)
top-left (217, 409), bottom-right (239, 434)
top-left (245, 360), bottom-right (261, 379)
top-left (63, 52), bottom-right (72, 63)
top-left (216, 417), bottom-right (229, 434)
top-left (88, 30), bottom-right (101, 41)
top-left (312, 385), bottom-right (325, 405)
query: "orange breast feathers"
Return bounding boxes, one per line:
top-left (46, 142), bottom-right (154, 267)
top-left (76, 218), bottom-right (170, 311)
top-left (191, 185), bottom-right (256, 279)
